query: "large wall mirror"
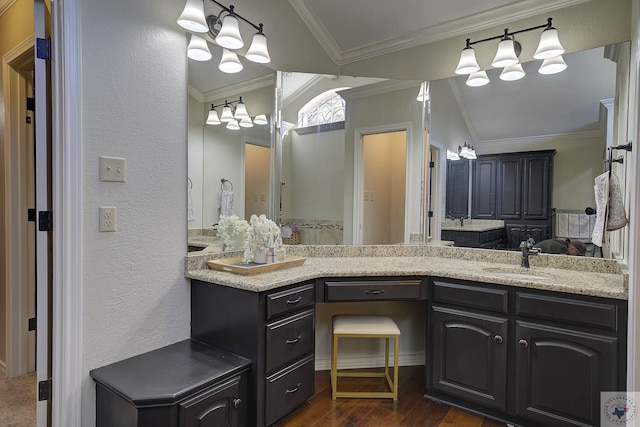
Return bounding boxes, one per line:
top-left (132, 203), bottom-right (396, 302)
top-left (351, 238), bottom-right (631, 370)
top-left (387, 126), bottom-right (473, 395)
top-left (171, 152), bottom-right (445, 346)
top-left (431, 41), bottom-right (632, 258)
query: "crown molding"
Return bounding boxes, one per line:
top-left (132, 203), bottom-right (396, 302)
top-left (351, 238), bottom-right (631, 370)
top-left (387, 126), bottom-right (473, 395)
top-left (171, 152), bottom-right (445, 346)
top-left (478, 130), bottom-right (603, 149)
top-left (201, 74), bottom-right (275, 103)
top-left (187, 85), bottom-right (205, 103)
top-left (338, 79), bottom-right (417, 101)
top-left (0, 0), bottom-right (18, 16)
top-left (290, 0), bottom-right (590, 65)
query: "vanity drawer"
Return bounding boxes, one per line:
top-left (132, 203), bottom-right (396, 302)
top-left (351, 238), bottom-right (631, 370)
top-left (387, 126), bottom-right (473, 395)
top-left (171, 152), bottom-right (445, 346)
top-left (266, 283), bottom-right (315, 320)
top-left (265, 355), bottom-right (315, 426)
top-left (265, 309), bottom-right (314, 374)
top-left (431, 279), bottom-right (508, 314)
top-left (325, 279), bottom-right (423, 301)
top-left (515, 291), bottom-right (620, 331)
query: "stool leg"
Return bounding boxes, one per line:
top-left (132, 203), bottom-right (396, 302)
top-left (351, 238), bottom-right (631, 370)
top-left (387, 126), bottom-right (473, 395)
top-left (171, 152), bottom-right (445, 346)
top-left (393, 336), bottom-right (399, 401)
top-left (384, 337), bottom-right (390, 379)
top-left (331, 333), bottom-right (338, 400)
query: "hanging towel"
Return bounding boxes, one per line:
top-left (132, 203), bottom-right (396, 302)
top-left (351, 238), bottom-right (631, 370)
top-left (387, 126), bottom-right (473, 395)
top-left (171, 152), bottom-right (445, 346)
top-left (592, 172), bottom-right (608, 247)
top-left (187, 188), bottom-right (196, 222)
top-left (220, 189), bottom-right (234, 218)
top-left (606, 171), bottom-right (628, 231)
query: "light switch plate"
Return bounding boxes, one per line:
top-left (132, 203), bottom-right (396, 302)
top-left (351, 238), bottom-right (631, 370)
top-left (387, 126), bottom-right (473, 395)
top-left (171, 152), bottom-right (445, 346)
top-left (99, 206), bottom-right (117, 232)
top-left (99, 156), bottom-right (127, 182)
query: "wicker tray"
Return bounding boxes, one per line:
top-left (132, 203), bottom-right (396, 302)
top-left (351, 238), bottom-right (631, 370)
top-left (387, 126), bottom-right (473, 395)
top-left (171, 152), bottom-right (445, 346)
top-left (207, 255), bottom-right (306, 275)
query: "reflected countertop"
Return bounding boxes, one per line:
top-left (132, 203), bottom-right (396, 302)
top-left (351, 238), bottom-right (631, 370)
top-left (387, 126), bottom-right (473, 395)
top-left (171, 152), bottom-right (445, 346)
top-left (184, 245), bottom-right (627, 300)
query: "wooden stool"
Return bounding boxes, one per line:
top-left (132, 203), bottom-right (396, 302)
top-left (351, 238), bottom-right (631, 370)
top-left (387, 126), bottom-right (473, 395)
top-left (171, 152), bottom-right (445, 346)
top-left (331, 314), bottom-right (400, 401)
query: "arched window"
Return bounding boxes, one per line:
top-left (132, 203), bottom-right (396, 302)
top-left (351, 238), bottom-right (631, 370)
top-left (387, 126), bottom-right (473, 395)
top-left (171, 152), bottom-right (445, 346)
top-left (298, 88), bottom-right (349, 128)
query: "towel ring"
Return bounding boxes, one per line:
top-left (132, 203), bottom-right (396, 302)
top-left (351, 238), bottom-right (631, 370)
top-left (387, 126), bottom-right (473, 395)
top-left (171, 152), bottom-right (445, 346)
top-left (221, 178), bottom-right (233, 191)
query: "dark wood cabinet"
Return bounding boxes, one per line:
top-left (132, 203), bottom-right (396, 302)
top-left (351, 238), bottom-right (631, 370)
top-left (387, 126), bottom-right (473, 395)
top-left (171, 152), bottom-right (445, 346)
top-left (427, 278), bottom-right (627, 427)
top-left (440, 228), bottom-right (504, 249)
top-left (521, 154), bottom-right (552, 220)
top-left (505, 223), bottom-right (551, 249)
top-left (90, 339), bottom-right (250, 427)
top-left (496, 155), bottom-right (522, 220)
top-left (471, 158), bottom-right (497, 219)
top-left (191, 280), bottom-right (315, 427)
top-left (446, 159), bottom-right (470, 218)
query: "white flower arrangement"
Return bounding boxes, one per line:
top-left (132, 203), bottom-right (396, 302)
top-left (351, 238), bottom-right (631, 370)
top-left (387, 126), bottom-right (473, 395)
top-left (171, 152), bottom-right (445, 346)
top-left (216, 215), bottom-right (249, 251)
top-left (243, 214), bottom-right (281, 263)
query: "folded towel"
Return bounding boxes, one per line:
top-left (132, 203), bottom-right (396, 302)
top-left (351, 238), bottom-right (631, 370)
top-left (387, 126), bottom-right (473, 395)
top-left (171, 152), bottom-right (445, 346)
top-left (220, 189), bottom-right (234, 218)
top-left (606, 171), bottom-right (627, 231)
top-left (187, 188), bottom-right (196, 222)
top-left (592, 172), bottom-right (608, 247)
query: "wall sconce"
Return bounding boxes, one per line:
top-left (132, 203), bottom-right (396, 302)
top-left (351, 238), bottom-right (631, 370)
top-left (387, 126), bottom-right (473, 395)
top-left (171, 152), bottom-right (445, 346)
top-left (454, 17), bottom-right (565, 87)
top-left (177, 0), bottom-right (271, 73)
top-left (206, 97), bottom-right (268, 129)
top-left (458, 142), bottom-right (477, 159)
top-left (447, 149), bottom-right (460, 161)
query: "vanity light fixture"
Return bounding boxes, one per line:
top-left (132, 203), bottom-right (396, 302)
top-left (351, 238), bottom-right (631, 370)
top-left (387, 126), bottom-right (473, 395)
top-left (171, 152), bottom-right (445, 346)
top-left (455, 17), bottom-right (565, 87)
top-left (177, 0), bottom-right (271, 72)
top-left (459, 142), bottom-right (477, 159)
top-left (447, 149), bottom-right (460, 161)
top-left (416, 81), bottom-right (429, 102)
top-left (187, 34), bottom-right (213, 61)
top-left (205, 97), bottom-right (265, 129)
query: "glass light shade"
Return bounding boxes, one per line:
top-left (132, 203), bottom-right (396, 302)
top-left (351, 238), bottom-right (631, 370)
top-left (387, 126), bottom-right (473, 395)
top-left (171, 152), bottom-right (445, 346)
top-left (459, 144), bottom-right (477, 159)
top-left (455, 47), bottom-right (480, 75)
top-left (538, 55), bottom-right (567, 74)
top-left (218, 49), bottom-right (243, 73)
top-left (215, 15), bottom-right (244, 50)
top-left (226, 119), bottom-right (240, 130)
top-left (500, 63), bottom-right (526, 81)
top-left (446, 150), bottom-right (460, 161)
top-left (245, 33), bottom-right (271, 63)
top-left (233, 101), bottom-right (249, 120)
top-left (177, 0), bottom-right (208, 32)
top-left (187, 35), bottom-right (212, 61)
top-left (416, 81), bottom-right (429, 102)
top-left (220, 105), bottom-right (235, 122)
top-left (466, 70), bottom-right (490, 87)
top-left (206, 109), bottom-right (221, 125)
top-left (492, 39), bottom-right (519, 68)
top-left (253, 114), bottom-right (268, 125)
top-left (239, 117), bottom-right (253, 128)
top-left (533, 28), bottom-right (565, 59)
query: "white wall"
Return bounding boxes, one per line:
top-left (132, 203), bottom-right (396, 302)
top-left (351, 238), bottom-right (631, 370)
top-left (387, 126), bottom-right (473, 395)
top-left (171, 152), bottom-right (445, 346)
top-left (79, 0), bottom-right (189, 425)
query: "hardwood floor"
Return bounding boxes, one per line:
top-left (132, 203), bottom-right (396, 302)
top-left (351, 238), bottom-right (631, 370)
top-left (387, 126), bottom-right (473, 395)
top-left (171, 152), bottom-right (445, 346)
top-left (278, 366), bottom-right (506, 427)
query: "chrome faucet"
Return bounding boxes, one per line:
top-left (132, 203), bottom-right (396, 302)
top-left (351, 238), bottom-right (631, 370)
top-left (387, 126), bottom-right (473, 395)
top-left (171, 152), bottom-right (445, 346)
top-left (446, 214), bottom-right (468, 226)
top-left (519, 238), bottom-right (540, 268)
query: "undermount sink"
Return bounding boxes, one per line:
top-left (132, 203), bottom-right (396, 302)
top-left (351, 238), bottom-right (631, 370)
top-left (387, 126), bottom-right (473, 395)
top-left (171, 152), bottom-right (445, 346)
top-left (482, 266), bottom-right (557, 281)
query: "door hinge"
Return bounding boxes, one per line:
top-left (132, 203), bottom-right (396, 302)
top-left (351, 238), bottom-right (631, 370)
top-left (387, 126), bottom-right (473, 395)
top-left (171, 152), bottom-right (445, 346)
top-left (427, 211), bottom-right (434, 218)
top-left (28, 317), bottom-right (37, 331)
top-left (38, 210), bottom-right (53, 231)
top-left (38, 379), bottom-right (52, 401)
top-left (28, 208), bottom-right (36, 222)
top-left (27, 97), bottom-right (35, 111)
top-left (429, 161), bottom-right (435, 168)
top-left (36, 38), bottom-right (51, 61)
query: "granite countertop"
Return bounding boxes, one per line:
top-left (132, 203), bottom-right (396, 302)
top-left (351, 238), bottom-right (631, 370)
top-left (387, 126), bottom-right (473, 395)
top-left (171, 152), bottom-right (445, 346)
top-left (185, 245), bottom-right (628, 300)
top-left (441, 219), bottom-right (505, 232)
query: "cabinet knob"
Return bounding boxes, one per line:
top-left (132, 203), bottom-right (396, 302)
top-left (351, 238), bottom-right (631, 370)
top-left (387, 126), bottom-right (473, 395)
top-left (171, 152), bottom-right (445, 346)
top-left (233, 398), bottom-right (242, 409)
top-left (493, 334), bottom-right (503, 344)
top-left (524, 212), bottom-right (528, 215)
top-left (519, 339), bottom-right (529, 348)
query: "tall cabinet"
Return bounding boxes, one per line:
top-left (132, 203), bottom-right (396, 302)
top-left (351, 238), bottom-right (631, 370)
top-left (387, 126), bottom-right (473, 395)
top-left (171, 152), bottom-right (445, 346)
top-left (471, 150), bottom-right (554, 249)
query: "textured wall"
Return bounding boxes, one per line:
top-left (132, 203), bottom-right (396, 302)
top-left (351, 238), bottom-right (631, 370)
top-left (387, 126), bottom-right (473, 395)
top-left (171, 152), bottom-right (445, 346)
top-left (79, 0), bottom-right (189, 425)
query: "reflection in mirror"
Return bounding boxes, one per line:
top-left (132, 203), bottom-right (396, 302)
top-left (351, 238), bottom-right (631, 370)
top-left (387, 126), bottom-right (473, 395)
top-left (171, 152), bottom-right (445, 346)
top-left (432, 42), bottom-right (631, 258)
top-left (187, 57), bottom-right (275, 253)
top-left (278, 73), bottom-right (427, 246)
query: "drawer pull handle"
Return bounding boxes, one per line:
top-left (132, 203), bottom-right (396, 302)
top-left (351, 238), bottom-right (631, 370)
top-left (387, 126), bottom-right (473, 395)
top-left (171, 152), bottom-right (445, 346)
top-left (286, 336), bottom-right (301, 344)
top-left (493, 334), bottom-right (503, 344)
top-left (233, 398), bottom-right (242, 409)
top-left (286, 296), bottom-right (302, 304)
top-left (519, 339), bottom-right (529, 348)
top-left (365, 289), bottom-right (384, 295)
top-left (286, 383), bottom-right (301, 394)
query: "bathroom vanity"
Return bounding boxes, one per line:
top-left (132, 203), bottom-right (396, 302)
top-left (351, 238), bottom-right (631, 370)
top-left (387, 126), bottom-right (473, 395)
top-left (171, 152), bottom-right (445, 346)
top-left (440, 219), bottom-right (505, 249)
top-left (183, 245), bottom-right (628, 427)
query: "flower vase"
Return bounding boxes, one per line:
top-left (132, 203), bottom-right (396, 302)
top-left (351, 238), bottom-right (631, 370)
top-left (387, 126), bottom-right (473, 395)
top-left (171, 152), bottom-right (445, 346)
top-left (253, 247), bottom-right (268, 264)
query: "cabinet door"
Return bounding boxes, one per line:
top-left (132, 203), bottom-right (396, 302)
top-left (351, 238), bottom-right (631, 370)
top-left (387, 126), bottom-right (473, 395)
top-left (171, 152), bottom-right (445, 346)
top-left (496, 156), bottom-right (522, 219)
top-left (522, 155), bottom-right (552, 220)
top-left (430, 305), bottom-right (508, 411)
top-left (179, 376), bottom-right (244, 427)
top-left (515, 321), bottom-right (619, 427)
top-left (446, 160), bottom-right (469, 218)
top-left (472, 158), bottom-right (497, 219)
top-left (526, 223), bottom-right (550, 244)
top-left (505, 224), bottom-right (525, 249)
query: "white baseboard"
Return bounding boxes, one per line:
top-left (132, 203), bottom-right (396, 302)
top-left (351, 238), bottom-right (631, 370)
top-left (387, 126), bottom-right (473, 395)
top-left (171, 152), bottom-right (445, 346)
top-left (314, 351), bottom-right (425, 371)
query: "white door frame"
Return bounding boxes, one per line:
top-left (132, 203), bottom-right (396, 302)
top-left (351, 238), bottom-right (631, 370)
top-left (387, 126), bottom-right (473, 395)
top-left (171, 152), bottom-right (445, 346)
top-left (428, 141), bottom-right (445, 244)
top-left (2, 36), bottom-right (35, 378)
top-left (353, 123), bottom-right (412, 244)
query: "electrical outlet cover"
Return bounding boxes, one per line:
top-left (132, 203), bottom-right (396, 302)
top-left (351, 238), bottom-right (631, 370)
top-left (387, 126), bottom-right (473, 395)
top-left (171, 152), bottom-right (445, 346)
top-left (99, 206), bottom-right (117, 232)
